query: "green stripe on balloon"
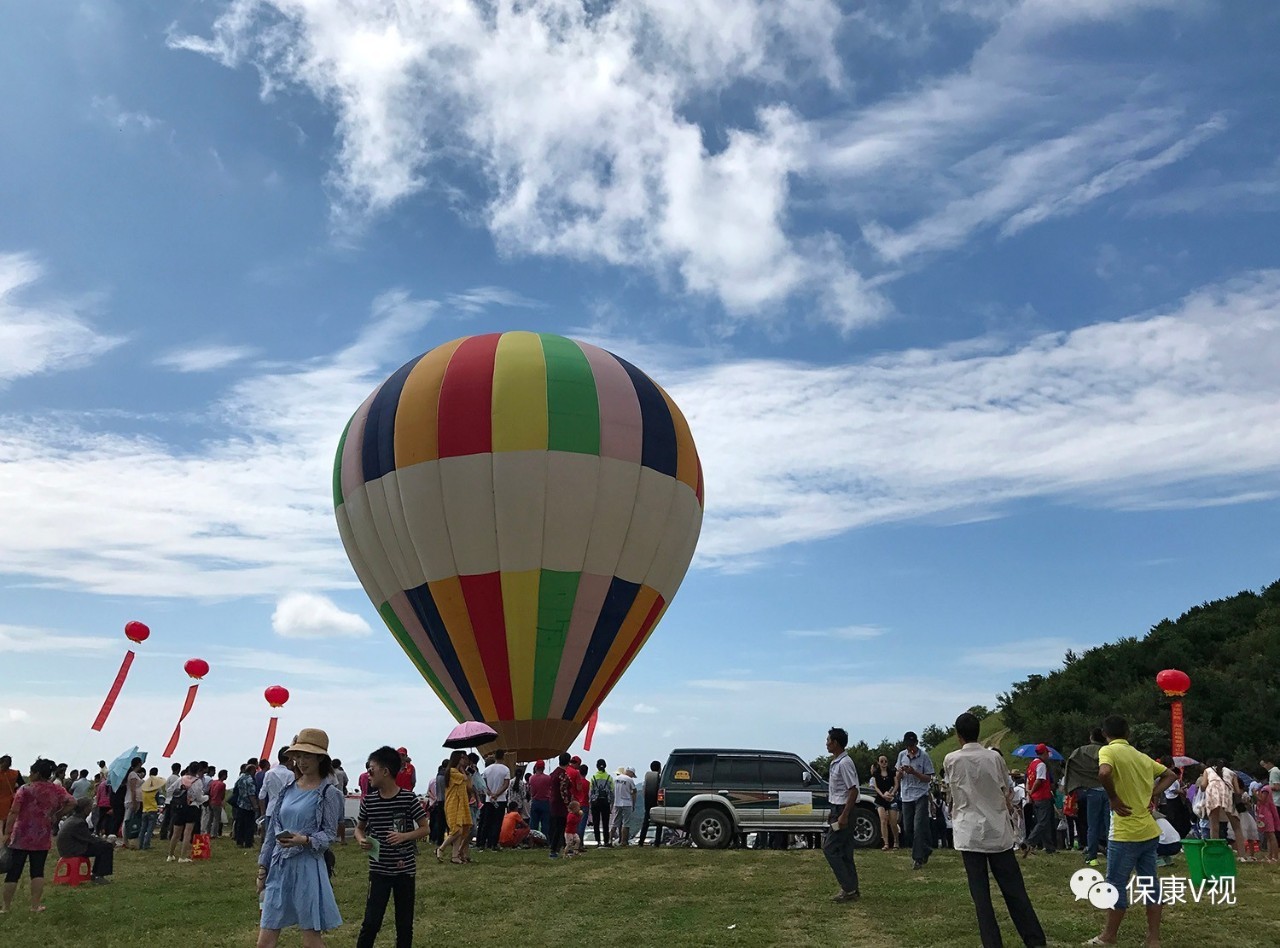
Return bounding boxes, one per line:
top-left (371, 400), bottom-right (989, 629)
top-left (379, 602), bottom-right (463, 721)
top-left (333, 414), bottom-right (352, 510)
top-left (532, 569), bottom-right (581, 719)
top-left (541, 334), bottom-right (601, 454)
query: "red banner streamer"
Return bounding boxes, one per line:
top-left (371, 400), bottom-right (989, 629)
top-left (583, 707), bottom-right (599, 751)
top-left (1170, 700), bottom-right (1185, 758)
top-left (260, 716), bottom-right (279, 764)
top-left (163, 683), bottom-right (200, 758)
top-left (91, 650), bottom-right (136, 731)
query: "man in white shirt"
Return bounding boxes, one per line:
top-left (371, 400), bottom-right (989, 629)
top-left (945, 713), bottom-right (1046, 948)
top-left (259, 746), bottom-right (294, 826)
top-left (479, 751), bottom-right (512, 851)
top-left (824, 726), bottom-right (861, 903)
top-left (611, 767), bottom-right (638, 846)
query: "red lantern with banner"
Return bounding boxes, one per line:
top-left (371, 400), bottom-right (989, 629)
top-left (261, 685), bottom-right (290, 761)
top-left (91, 621), bottom-right (150, 731)
top-left (164, 658), bottom-right (210, 757)
top-left (1156, 668), bottom-right (1191, 758)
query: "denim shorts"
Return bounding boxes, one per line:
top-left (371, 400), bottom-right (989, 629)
top-left (1106, 837), bottom-right (1158, 909)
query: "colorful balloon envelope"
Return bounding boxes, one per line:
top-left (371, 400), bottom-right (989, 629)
top-left (334, 332), bottom-right (704, 758)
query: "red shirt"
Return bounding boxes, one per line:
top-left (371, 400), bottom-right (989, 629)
top-left (1027, 759), bottom-right (1053, 802)
top-left (395, 762), bottom-right (416, 792)
top-left (528, 772), bottom-right (552, 802)
top-left (566, 811), bottom-right (581, 835)
top-left (550, 767), bottom-right (574, 816)
top-left (208, 779), bottom-right (226, 807)
top-left (571, 770), bottom-right (590, 808)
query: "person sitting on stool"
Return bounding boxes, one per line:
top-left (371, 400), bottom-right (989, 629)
top-left (56, 800), bottom-right (115, 884)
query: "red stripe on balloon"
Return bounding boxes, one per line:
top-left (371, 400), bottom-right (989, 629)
top-left (437, 333), bottom-right (500, 458)
top-left (163, 684), bottom-right (200, 758)
top-left (458, 572), bottom-right (515, 720)
top-left (260, 716), bottom-right (279, 764)
top-left (91, 649), bottom-right (135, 731)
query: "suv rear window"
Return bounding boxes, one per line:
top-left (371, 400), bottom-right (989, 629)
top-left (666, 754), bottom-right (715, 784)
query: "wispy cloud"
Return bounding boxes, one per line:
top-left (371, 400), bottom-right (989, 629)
top-left (272, 592), bottom-right (371, 639)
top-left (156, 344), bottom-right (257, 373)
top-left (445, 287), bottom-right (542, 316)
top-left (210, 646), bottom-right (374, 683)
top-left (90, 94), bottom-right (161, 133)
top-left (632, 703), bottom-right (658, 714)
top-left (783, 625), bottom-right (886, 641)
top-left (0, 624), bottom-right (117, 654)
top-left (0, 253), bottom-right (123, 386)
top-left (960, 637), bottom-right (1092, 672)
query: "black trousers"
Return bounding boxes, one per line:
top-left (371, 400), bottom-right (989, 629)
top-left (591, 798), bottom-right (612, 844)
top-left (478, 802), bottom-right (503, 849)
top-left (639, 801), bottom-right (662, 845)
top-left (356, 872), bottom-right (415, 948)
top-left (961, 849), bottom-right (1046, 948)
top-left (549, 812), bottom-right (567, 854)
top-left (428, 802), bottom-right (446, 845)
top-left (233, 806), bottom-right (257, 847)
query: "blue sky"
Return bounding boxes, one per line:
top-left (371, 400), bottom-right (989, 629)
top-left (2, 0), bottom-right (1278, 775)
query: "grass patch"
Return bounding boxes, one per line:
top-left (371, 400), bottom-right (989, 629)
top-left (929, 711), bottom-right (1027, 773)
top-left (3, 839), bottom-right (1277, 946)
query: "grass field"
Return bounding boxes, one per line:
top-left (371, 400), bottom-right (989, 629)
top-left (2, 837), bottom-right (1277, 947)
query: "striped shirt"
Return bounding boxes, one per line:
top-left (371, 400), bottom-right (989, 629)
top-left (358, 788), bottom-right (426, 875)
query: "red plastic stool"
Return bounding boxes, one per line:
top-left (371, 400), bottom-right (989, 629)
top-left (52, 856), bottom-right (92, 887)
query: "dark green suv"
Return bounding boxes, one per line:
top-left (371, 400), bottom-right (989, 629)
top-left (650, 748), bottom-right (881, 849)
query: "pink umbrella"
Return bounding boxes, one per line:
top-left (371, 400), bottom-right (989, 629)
top-left (443, 721), bottom-right (498, 749)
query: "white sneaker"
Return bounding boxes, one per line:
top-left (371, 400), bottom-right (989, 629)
top-left (177, 858), bottom-right (192, 864)
top-left (166, 855), bottom-right (176, 863)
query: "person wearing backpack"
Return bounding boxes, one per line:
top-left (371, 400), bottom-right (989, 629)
top-left (166, 762), bottom-right (207, 863)
top-left (589, 760), bottom-right (614, 847)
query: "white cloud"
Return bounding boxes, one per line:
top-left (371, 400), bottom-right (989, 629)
top-left (271, 592), bottom-right (372, 639)
top-left (0, 708), bottom-right (30, 724)
top-left (0, 253), bottom-right (123, 385)
top-left (156, 344), bottom-right (257, 372)
top-left (783, 625), bottom-right (886, 641)
top-left (632, 703), bottom-right (658, 714)
top-left (212, 645), bottom-right (373, 682)
top-left (90, 94), bottom-right (161, 133)
top-left (960, 637), bottom-right (1091, 672)
top-left (445, 286), bottom-right (542, 315)
top-left (0, 624), bottom-right (117, 654)
top-left (593, 721), bottom-right (628, 737)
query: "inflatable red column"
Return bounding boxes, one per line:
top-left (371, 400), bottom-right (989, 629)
top-left (1156, 669), bottom-right (1191, 757)
top-left (164, 659), bottom-right (209, 758)
top-left (262, 685), bottom-right (290, 761)
top-left (91, 621), bottom-right (150, 731)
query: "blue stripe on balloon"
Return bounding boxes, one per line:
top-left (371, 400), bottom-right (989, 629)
top-left (361, 354), bottom-right (422, 484)
top-left (562, 576), bottom-right (641, 719)
top-left (403, 583), bottom-right (485, 721)
top-left (614, 356), bottom-right (677, 477)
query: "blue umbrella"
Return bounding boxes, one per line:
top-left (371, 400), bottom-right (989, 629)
top-left (1011, 743), bottom-right (1064, 762)
top-left (107, 746), bottom-right (147, 791)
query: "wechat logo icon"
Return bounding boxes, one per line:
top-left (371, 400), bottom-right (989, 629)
top-left (1069, 868), bottom-right (1119, 910)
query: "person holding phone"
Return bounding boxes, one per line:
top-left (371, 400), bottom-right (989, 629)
top-left (256, 729), bottom-right (343, 948)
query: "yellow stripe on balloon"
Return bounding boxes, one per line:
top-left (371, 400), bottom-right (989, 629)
top-left (491, 331), bottom-right (548, 453)
top-left (394, 337), bottom-right (465, 468)
top-left (427, 576), bottom-right (498, 721)
top-left (501, 568), bottom-right (541, 719)
top-left (658, 384), bottom-right (700, 499)
top-left (574, 584), bottom-right (661, 722)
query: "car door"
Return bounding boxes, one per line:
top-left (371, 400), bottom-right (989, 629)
top-left (759, 755), bottom-right (820, 828)
top-left (712, 756), bottom-right (763, 829)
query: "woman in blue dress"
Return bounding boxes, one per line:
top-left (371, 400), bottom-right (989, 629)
top-left (256, 729), bottom-right (343, 947)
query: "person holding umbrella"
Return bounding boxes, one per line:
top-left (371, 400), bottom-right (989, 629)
top-left (436, 750), bottom-right (475, 864)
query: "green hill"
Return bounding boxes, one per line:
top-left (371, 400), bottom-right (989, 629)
top-left (928, 711), bottom-right (1024, 773)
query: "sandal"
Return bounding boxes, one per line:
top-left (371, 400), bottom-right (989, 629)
top-left (435, 847), bottom-right (444, 863)
top-left (450, 858), bottom-right (464, 864)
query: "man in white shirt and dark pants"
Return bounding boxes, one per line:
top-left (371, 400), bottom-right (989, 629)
top-left (824, 726), bottom-right (861, 903)
top-left (945, 712), bottom-right (1046, 947)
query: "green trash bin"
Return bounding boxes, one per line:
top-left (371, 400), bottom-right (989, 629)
top-left (1183, 838), bottom-right (1236, 886)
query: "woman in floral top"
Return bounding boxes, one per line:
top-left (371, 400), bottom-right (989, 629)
top-left (3, 758), bottom-right (74, 914)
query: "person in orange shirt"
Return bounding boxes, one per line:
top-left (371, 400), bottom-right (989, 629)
top-left (499, 805), bottom-right (529, 848)
top-left (0, 756), bottom-right (23, 824)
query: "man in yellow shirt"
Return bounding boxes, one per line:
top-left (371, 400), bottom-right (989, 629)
top-left (138, 766), bottom-right (167, 851)
top-left (1088, 715), bottom-right (1175, 948)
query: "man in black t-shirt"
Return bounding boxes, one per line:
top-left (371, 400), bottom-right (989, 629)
top-left (355, 745), bottom-right (430, 948)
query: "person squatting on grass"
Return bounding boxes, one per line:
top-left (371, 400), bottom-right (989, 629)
top-left (355, 745), bottom-right (430, 948)
top-left (257, 729), bottom-right (344, 948)
top-left (945, 713), bottom-right (1046, 948)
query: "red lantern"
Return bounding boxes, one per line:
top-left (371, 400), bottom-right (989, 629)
top-left (124, 621), bottom-right (150, 644)
top-left (1156, 668), bottom-right (1190, 696)
top-left (184, 658), bottom-right (210, 680)
top-left (264, 685), bottom-right (290, 708)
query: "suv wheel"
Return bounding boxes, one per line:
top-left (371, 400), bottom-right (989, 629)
top-left (689, 806), bottom-right (733, 849)
top-left (850, 806), bottom-right (881, 849)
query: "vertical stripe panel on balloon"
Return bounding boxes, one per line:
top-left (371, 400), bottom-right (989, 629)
top-left (695, 455), bottom-right (704, 507)
top-left (576, 592), bottom-right (666, 725)
top-left (364, 476), bottom-right (419, 591)
top-left (614, 356), bottom-right (678, 477)
top-left (656, 383), bottom-right (700, 496)
top-left (541, 335), bottom-right (601, 454)
top-left (457, 572), bottom-right (515, 720)
top-left (547, 572), bottom-right (612, 718)
top-left (438, 454), bottom-right (501, 576)
top-left (398, 587), bottom-right (484, 720)
top-left (426, 576), bottom-right (499, 721)
top-left (437, 333), bottom-right (500, 458)
top-left (646, 485), bottom-right (704, 602)
top-left (379, 601), bottom-right (465, 721)
top-left (394, 337), bottom-right (465, 468)
top-left (491, 331), bottom-right (548, 452)
top-left (343, 486), bottom-right (405, 609)
top-left (394, 461), bottom-right (459, 583)
top-left (340, 389), bottom-right (379, 501)
top-left (574, 585), bottom-right (661, 719)
top-left (377, 470), bottom-right (428, 588)
top-left (532, 569), bottom-right (580, 719)
top-left (363, 355), bottom-right (422, 482)
top-left (612, 469), bottom-right (678, 584)
top-left (563, 577), bottom-right (641, 719)
top-left (335, 505), bottom-right (391, 620)
top-left (581, 458), bottom-right (643, 576)
top-left (499, 569), bottom-right (540, 718)
top-left (333, 414), bottom-right (353, 509)
top-left (577, 342), bottom-right (642, 462)
top-left (542, 452), bottom-right (599, 572)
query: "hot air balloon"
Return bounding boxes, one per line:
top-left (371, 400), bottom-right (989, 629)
top-left (164, 658), bottom-right (210, 757)
top-left (260, 685), bottom-right (290, 761)
top-left (334, 332), bottom-right (703, 758)
top-left (91, 621), bottom-right (150, 731)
